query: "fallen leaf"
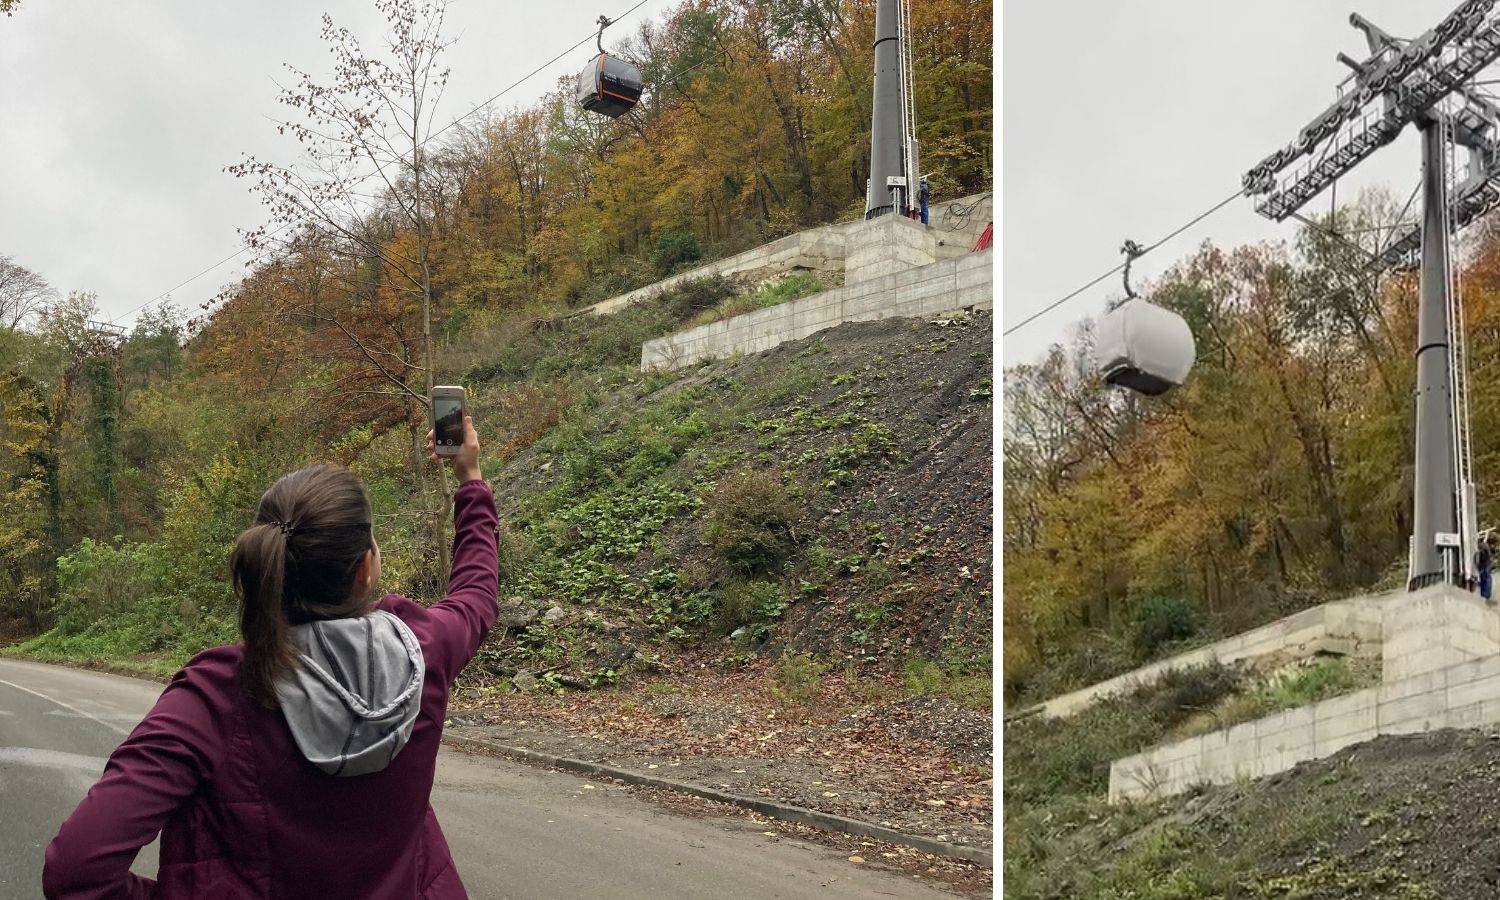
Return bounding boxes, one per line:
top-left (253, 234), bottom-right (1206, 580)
top-left (848, 855), bottom-right (865, 864)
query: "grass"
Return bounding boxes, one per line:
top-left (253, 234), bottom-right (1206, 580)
top-left (903, 657), bottom-right (992, 711)
top-left (2, 641), bottom-right (182, 681)
top-left (1171, 656), bottom-right (1379, 740)
top-left (686, 273), bottom-right (824, 328)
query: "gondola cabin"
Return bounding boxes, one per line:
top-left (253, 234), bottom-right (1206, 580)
top-left (1094, 299), bottom-right (1196, 395)
top-left (577, 52), bottom-right (643, 118)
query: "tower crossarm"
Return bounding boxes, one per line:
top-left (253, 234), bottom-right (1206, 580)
top-left (1373, 98), bottom-right (1500, 272)
top-left (1245, 0), bottom-right (1499, 221)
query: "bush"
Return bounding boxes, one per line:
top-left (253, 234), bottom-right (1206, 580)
top-left (1260, 657), bottom-right (1364, 707)
top-left (487, 381), bottom-right (575, 460)
top-left (1130, 594), bottom-right (1199, 661)
top-left (1004, 701), bottom-right (1166, 806)
top-left (1142, 661), bottom-right (1241, 726)
top-left (771, 652), bottom-right (826, 704)
top-left (650, 229), bottom-right (702, 275)
top-left (53, 539), bottom-right (171, 636)
top-left (704, 469), bottom-right (801, 577)
top-left (715, 580), bottom-right (787, 638)
top-left (664, 276), bottom-right (736, 321)
top-left (902, 657), bottom-right (992, 710)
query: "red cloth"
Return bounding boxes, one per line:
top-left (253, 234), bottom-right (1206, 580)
top-left (44, 479), bottom-right (500, 899)
top-left (972, 222), bottom-right (993, 252)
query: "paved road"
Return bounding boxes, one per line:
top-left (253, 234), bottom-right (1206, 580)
top-left (0, 658), bottom-right (953, 899)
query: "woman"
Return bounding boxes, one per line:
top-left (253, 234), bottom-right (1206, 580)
top-left (44, 416), bottom-right (498, 899)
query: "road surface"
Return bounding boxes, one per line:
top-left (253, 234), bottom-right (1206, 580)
top-left (0, 658), bottom-right (954, 899)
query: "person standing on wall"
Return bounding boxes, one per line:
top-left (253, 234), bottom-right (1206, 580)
top-left (1479, 531), bottom-right (1495, 603)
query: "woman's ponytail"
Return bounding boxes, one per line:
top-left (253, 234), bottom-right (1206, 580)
top-left (231, 464), bottom-right (375, 709)
top-left (232, 522), bottom-right (294, 709)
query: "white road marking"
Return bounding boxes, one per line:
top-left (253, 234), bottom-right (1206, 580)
top-left (0, 747), bottom-right (109, 773)
top-left (44, 710), bottom-right (142, 722)
top-left (0, 679), bottom-right (130, 735)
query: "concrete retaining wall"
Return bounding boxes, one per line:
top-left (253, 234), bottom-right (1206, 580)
top-left (930, 193), bottom-right (992, 259)
top-left (1108, 586), bottom-right (1500, 803)
top-left (584, 225), bottom-right (852, 317)
top-left (580, 191), bottom-right (992, 318)
top-left (1110, 644), bottom-right (1500, 803)
top-left (640, 249), bottom-right (991, 370)
top-left (1031, 589), bottom-right (1400, 721)
top-left (1384, 586), bottom-right (1500, 681)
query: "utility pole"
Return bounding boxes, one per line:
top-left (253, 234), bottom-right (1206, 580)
top-left (1243, 0), bottom-right (1500, 592)
top-left (865, 0), bottom-right (915, 219)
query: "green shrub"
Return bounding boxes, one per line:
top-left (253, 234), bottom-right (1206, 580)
top-left (903, 656), bottom-right (992, 710)
top-left (650, 229), bottom-right (702, 275)
top-left (53, 539), bottom-right (171, 636)
top-left (704, 469), bottom-right (800, 577)
top-left (1130, 595), bottom-right (1200, 661)
top-left (1004, 661), bottom-right (1241, 810)
top-left (664, 276), bottom-right (736, 320)
top-left (1144, 661), bottom-right (1241, 726)
top-left (771, 652), bottom-right (826, 704)
top-left (715, 580), bottom-right (786, 636)
top-left (1004, 700), bottom-right (1166, 806)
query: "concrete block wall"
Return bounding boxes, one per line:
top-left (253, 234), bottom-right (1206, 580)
top-left (640, 250), bottom-right (992, 370)
top-left (930, 193), bottom-right (992, 259)
top-left (1109, 649), bottom-right (1500, 803)
top-left (579, 192), bottom-right (992, 318)
top-left (1383, 587), bottom-right (1500, 681)
top-left (1032, 589), bottom-right (1399, 721)
top-left (843, 215), bottom-right (937, 284)
top-left (584, 227), bottom-right (849, 317)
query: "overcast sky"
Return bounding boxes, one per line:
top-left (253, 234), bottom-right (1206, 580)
top-left (1003, 1), bottom-right (1474, 364)
top-left (0, 0), bottom-right (678, 328)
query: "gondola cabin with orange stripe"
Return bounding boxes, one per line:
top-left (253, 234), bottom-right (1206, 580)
top-left (577, 52), bottom-right (643, 119)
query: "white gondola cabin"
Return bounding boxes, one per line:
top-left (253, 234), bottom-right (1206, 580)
top-left (1094, 299), bottom-right (1196, 395)
top-left (577, 52), bottom-right (643, 119)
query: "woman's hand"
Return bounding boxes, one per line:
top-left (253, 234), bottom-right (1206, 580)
top-left (426, 414), bottom-right (483, 484)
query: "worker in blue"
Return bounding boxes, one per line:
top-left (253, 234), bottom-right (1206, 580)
top-left (1478, 531), bottom-right (1494, 602)
top-left (918, 176), bottom-right (931, 225)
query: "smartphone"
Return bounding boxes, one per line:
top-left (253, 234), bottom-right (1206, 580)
top-left (431, 386), bottom-right (466, 457)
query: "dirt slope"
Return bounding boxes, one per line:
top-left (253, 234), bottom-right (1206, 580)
top-left (1011, 728), bottom-right (1500, 899)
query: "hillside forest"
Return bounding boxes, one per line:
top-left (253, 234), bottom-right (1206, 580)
top-left (0, 0), bottom-right (993, 702)
top-left (1003, 192), bottom-right (1500, 703)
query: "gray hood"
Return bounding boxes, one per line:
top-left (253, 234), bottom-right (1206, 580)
top-left (275, 609), bottom-right (425, 777)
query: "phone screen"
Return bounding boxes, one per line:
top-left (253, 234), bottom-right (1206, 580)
top-left (433, 396), bottom-right (464, 449)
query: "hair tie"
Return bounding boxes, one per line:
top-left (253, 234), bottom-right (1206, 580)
top-left (270, 520), bottom-right (295, 537)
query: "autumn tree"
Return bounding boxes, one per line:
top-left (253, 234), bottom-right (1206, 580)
top-left (0, 254), bottom-right (54, 330)
top-left (229, 0), bottom-right (457, 567)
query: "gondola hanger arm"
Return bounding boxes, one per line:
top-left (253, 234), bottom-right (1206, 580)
top-left (597, 14), bottom-right (612, 53)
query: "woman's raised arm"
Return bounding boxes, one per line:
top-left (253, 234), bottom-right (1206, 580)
top-left (419, 415), bottom-right (500, 686)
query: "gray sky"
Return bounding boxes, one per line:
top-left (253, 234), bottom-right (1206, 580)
top-left (0, 0), bottom-right (678, 328)
top-left (1002, 1), bottom-right (1472, 363)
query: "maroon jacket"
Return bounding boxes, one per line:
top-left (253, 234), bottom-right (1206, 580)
top-left (44, 479), bottom-right (500, 899)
